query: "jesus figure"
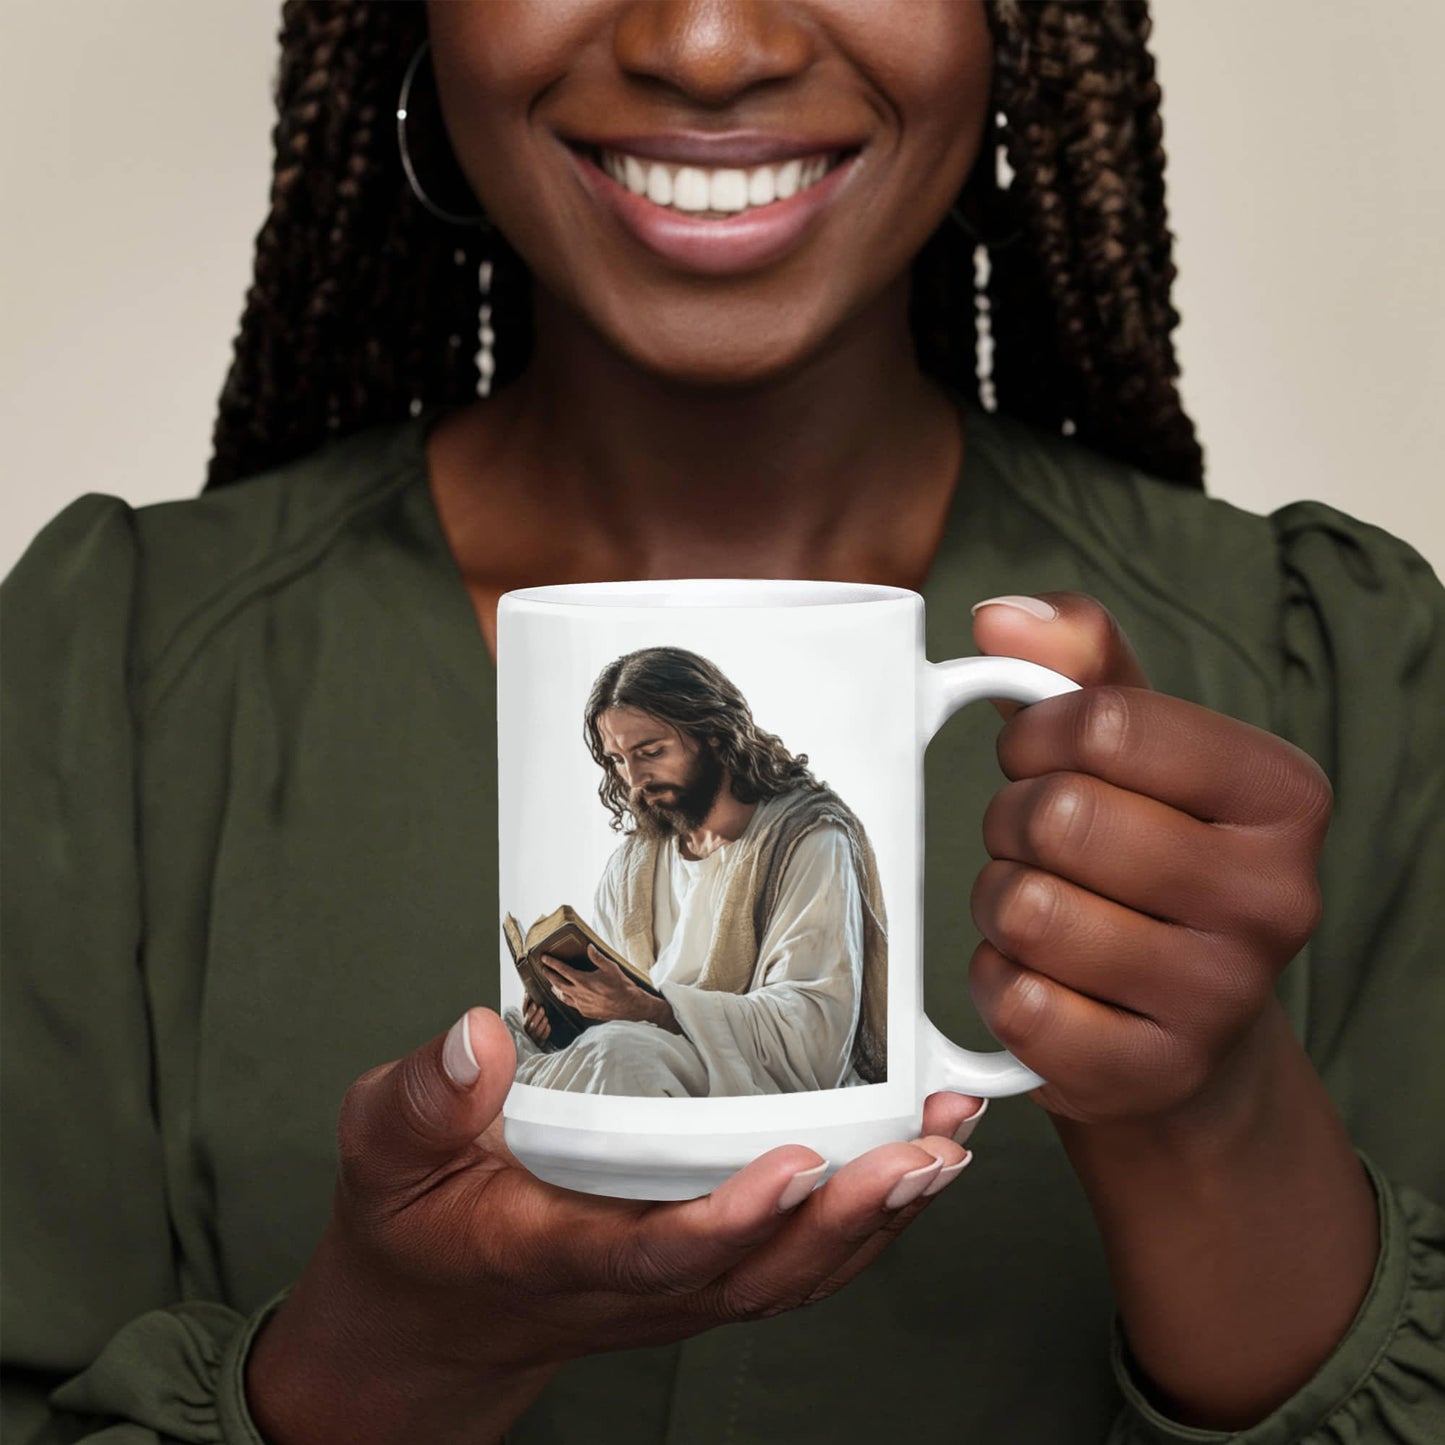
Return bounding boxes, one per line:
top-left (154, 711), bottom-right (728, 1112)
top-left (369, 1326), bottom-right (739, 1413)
top-left (503, 646), bottom-right (888, 1097)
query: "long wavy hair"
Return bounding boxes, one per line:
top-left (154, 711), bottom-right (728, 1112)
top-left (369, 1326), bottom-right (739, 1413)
top-left (585, 649), bottom-right (822, 833)
top-left (204, 0), bottom-right (1202, 494)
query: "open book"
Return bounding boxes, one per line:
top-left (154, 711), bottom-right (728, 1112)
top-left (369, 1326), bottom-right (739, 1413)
top-left (503, 904), bottom-right (663, 1053)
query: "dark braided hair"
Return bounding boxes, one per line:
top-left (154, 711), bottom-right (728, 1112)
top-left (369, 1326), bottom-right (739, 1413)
top-left (205, 0), bottom-right (1203, 493)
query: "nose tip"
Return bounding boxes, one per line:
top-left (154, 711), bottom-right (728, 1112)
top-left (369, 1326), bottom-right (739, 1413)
top-left (614, 0), bottom-right (815, 108)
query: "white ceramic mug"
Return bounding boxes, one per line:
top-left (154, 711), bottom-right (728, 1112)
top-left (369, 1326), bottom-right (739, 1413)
top-left (496, 579), bottom-right (1079, 1199)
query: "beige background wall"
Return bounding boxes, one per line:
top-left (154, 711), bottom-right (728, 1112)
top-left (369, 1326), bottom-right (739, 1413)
top-left (2, 0), bottom-right (1442, 581)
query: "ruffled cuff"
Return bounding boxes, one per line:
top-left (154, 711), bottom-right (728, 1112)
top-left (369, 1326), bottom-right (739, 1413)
top-left (49, 1287), bottom-right (292, 1443)
top-left (1108, 1153), bottom-right (1445, 1443)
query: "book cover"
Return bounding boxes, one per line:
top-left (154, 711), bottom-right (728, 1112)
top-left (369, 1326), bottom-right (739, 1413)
top-left (503, 904), bottom-right (662, 1052)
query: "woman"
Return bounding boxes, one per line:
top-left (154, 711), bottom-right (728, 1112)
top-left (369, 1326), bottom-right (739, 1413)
top-left (3, 2), bottom-right (1441, 1442)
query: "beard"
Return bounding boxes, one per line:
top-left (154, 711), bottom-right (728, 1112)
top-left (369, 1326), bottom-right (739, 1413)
top-left (630, 744), bottom-right (728, 841)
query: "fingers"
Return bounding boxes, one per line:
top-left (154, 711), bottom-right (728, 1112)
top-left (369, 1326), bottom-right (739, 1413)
top-left (539, 956), bottom-right (571, 985)
top-left (996, 688), bottom-right (1333, 834)
top-left (580, 1133), bottom-right (973, 1350)
top-left (980, 771), bottom-right (1296, 934)
top-left (523, 998), bottom-right (551, 1043)
top-left (493, 1123), bottom-right (979, 1346)
top-left (697, 1138), bottom-right (964, 1305)
top-left (968, 939), bottom-right (1205, 1115)
top-left (788, 1139), bottom-right (975, 1305)
top-left (971, 849), bottom-right (1277, 1034)
top-left (688, 1135), bottom-right (971, 1323)
top-left (972, 592), bottom-right (1330, 837)
top-left (921, 1091), bottom-right (987, 1145)
top-left (526, 1142), bottom-right (828, 1296)
top-left (535, 1127), bottom-right (962, 1307)
top-left (971, 592), bottom-right (1151, 721)
top-left (539, 961), bottom-right (577, 1007)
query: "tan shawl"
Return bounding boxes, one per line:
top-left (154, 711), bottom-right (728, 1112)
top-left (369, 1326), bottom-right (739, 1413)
top-left (614, 784), bottom-right (888, 1085)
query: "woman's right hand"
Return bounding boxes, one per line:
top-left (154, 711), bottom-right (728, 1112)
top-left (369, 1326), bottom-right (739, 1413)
top-left (245, 1008), bottom-right (983, 1445)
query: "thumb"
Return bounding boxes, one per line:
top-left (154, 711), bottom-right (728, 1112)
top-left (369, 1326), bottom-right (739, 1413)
top-left (338, 1007), bottom-right (516, 1195)
top-left (970, 591), bottom-right (1152, 721)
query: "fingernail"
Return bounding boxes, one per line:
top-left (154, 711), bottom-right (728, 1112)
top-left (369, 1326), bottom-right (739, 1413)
top-left (952, 1098), bottom-right (989, 1147)
top-left (442, 1010), bottom-right (480, 1088)
top-left (776, 1161), bottom-right (829, 1213)
top-left (921, 1151), bottom-right (973, 1198)
top-left (971, 595), bottom-right (1057, 621)
top-left (884, 1157), bottom-right (944, 1211)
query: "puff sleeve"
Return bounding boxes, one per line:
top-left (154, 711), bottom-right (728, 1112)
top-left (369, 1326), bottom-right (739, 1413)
top-left (1, 497), bottom-right (285, 1444)
top-left (1108, 500), bottom-right (1445, 1442)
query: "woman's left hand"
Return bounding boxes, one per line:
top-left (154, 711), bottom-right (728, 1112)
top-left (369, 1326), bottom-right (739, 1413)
top-left (968, 592), bottom-right (1335, 1126)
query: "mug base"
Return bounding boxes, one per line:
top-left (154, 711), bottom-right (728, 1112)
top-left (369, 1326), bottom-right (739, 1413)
top-left (521, 1155), bottom-right (761, 1201)
top-left (504, 1110), bottom-right (924, 1201)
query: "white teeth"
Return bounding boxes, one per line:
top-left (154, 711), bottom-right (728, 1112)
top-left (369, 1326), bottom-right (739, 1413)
top-left (709, 169), bottom-right (749, 212)
top-left (673, 166), bottom-right (710, 212)
top-left (598, 148), bottom-right (841, 215)
top-left (646, 162), bottom-right (672, 206)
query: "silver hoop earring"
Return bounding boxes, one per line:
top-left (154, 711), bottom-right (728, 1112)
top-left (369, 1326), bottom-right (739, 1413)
top-left (947, 204), bottom-right (977, 238)
top-left (949, 125), bottom-right (1022, 249)
top-left (947, 195), bottom-right (1021, 250)
top-left (397, 38), bottom-right (491, 229)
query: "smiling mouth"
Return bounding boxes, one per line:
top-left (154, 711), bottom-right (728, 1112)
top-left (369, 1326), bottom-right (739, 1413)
top-left (573, 144), bottom-right (858, 221)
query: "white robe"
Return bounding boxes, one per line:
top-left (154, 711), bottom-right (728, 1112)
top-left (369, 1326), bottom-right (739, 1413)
top-left (506, 820), bottom-right (866, 1096)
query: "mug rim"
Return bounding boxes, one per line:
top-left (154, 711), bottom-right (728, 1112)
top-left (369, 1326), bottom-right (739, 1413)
top-left (502, 578), bottom-right (920, 610)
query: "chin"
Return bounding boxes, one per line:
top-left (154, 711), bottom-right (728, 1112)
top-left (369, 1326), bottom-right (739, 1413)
top-left (619, 335), bottom-right (817, 390)
top-left (631, 808), bottom-right (676, 842)
top-left (601, 294), bottom-right (837, 389)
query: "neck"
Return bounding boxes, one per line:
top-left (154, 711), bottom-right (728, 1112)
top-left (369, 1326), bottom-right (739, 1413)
top-left (429, 275), bottom-right (965, 597)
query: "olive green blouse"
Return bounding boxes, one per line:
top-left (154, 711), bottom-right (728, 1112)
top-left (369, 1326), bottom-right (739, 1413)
top-left (3, 400), bottom-right (1442, 1444)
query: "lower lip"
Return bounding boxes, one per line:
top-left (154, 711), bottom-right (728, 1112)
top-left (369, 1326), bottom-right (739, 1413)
top-left (568, 147), bottom-right (861, 276)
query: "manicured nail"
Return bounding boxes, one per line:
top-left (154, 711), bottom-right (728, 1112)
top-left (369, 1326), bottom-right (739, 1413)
top-left (884, 1157), bottom-right (944, 1210)
top-left (952, 1098), bottom-right (989, 1147)
top-left (971, 595), bottom-right (1057, 621)
top-left (921, 1151), bottom-right (973, 1198)
top-left (442, 1010), bottom-right (480, 1088)
top-left (776, 1161), bottom-right (829, 1213)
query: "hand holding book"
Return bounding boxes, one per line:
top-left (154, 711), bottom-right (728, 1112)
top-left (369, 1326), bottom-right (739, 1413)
top-left (539, 943), bottom-right (682, 1035)
top-left (504, 905), bottom-right (673, 1051)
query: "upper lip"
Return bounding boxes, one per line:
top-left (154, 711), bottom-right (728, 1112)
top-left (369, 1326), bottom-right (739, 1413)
top-left (562, 131), bottom-right (864, 168)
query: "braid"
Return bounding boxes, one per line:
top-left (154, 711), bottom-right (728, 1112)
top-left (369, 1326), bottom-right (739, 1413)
top-left (206, 0), bottom-right (530, 490)
top-left (208, 0), bottom-right (1201, 492)
top-left (983, 0), bottom-right (1203, 485)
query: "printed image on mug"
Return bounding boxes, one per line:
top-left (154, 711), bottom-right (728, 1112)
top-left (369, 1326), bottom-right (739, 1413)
top-left (500, 644), bottom-right (888, 1096)
top-left (497, 579), bottom-right (1075, 1198)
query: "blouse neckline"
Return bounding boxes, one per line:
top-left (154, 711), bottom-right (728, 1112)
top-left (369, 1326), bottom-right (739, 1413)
top-left (395, 388), bottom-right (997, 688)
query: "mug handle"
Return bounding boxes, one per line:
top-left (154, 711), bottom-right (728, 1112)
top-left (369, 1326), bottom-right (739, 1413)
top-left (916, 654), bottom-right (1083, 1097)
